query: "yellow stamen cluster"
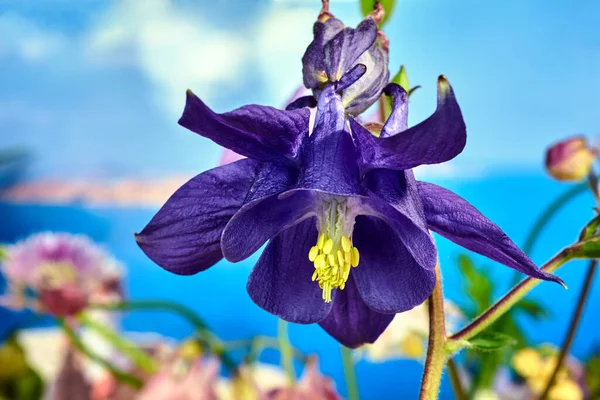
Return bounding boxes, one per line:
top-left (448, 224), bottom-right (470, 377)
top-left (35, 262), bottom-right (78, 289)
top-left (308, 233), bottom-right (359, 303)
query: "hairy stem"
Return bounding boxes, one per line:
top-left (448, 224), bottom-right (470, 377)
top-left (341, 346), bottom-right (360, 400)
top-left (447, 358), bottom-right (467, 400)
top-left (277, 319), bottom-right (296, 384)
top-left (88, 300), bottom-right (237, 373)
top-left (539, 259), bottom-right (598, 399)
top-left (450, 248), bottom-right (576, 344)
top-left (419, 265), bottom-right (447, 400)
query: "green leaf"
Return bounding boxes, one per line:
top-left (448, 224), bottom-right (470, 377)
top-left (580, 214), bottom-right (600, 241)
top-left (457, 254), bottom-right (494, 316)
top-left (468, 332), bottom-right (517, 351)
top-left (408, 85), bottom-right (421, 97)
top-left (585, 355), bottom-right (600, 396)
top-left (13, 368), bottom-right (43, 400)
top-left (513, 298), bottom-right (550, 320)
top-left (391, 65), bottom-right (410, 92)
top-left (360, 0), bottom-right (396, 26)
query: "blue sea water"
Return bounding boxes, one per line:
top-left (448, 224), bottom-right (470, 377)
top-left (0, 172), bottom-right (598, 399)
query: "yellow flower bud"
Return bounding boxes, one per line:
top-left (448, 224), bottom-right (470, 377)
top-left (548, 379), bottom-right (584, 400)
top-left (511, 348), bottom-right (542, 379)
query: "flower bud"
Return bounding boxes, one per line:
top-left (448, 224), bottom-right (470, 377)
top-left (301, 7), bottom-right (389, 116)
top-left (545, 136), bottom-right (596, 181)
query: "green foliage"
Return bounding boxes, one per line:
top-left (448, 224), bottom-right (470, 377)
top-left (468, 332), bottom-right (517, 351)
top-left (391, 65), bottom-right (410, 93)
top-left (360, 0), bottom-right (396, 26)
top-left (457, 255), bottom-right (493, 317)
top-left (381, 65), bottom-right (421, 119)
top-left (580, 214), bottom-right (600, 240)
top-left (0, 337), bottom-right (43, 400)
top-left (456, 254), bottom-right (550, 393)
top-left (585, 354), bottom-right (600, 398)
top-left (578, 237), bottom-right (600, 258)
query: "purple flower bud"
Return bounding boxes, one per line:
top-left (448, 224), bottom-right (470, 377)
top-left (545, 136), bottom-right (596, 181)
top-left (301, 7), bottom-right (389, 116)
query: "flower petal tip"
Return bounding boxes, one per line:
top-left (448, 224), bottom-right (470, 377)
top-left (437, 75), bottom-right (453, 96)
top-left (559, 279), bottom-right (568, 290)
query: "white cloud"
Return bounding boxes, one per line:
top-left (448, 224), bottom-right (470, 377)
top-left (0, 13), bottom-right (67, 62)
top-left (413, 162), bottom-right (486, 181)
top-left (255, 5), bottom-right (317, 103)
top-left (86, 0), bottom-right (247, 117)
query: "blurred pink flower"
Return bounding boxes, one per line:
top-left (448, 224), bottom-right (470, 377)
top-left (266, 358), bottom-right (342, 400)
top-left (135, 357), bottom-right (220, 400)
top-left (1, 232), bottom-right (123, 317)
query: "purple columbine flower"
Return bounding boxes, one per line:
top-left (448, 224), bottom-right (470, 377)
top-left (136, 67), bottom-right (561, 348)
top-left (300, 3), bottom-right (389, 116)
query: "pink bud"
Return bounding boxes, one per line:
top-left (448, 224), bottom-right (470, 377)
top-left (545, 136), bottom-right (596, 181)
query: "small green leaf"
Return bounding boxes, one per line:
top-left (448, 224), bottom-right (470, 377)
top-left (408, 85), bottom-right (421, 97)
top-left (360, 0), bottom-right (396, 26)
top-left (457, 254), bottom-right (494, 317)
top-left (383, 65), bottom-right (410, 117)
top-left (391, 65), bottom-right (410, 93)
top-left (514, 298), bottom-right (550, 320)
top-left (468, 332), bottom-right (517, 351)
top-left (580, 214), bottom-right (600, 241)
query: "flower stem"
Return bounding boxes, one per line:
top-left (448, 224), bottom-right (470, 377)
top-left (419, 264), bottom-right (447, 400)
top-left (277, 319), bottom-right (295, 384)
top-left (539, 259), bottom-right (598, 400)
top-left (78, 313), bottom-right (157, 374)
top-left (340, 345), bottom-right (359, 400)
top-left (450, 247), bottom-right (576, 344)
top-left (447, 358), bottom-right (467, 400)
top-left (87, 300), bottom-right (237, 373)
top-left (57, 318), bottom-right (142, 389)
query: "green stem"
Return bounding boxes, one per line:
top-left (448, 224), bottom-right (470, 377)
top-left (87, 300), bottom-right (237, 373)
top-left (340, 345), bottom-right (359, 400)
top-left (78, 313), bottom-right (157, 374)
top-left (511, 183), bottom-right (587, 285)
top-left (57, 318), bottom-right (142, 389)
top-left (277, 319), bottom-right (295, 384)
top-left (539, 259), bottom-right (598, 400)
top-left (450, 247), bottom-right (576, 344)
top-left (447, 358), bottom-right (467, 400)
top-left (419, 265), bottom-right (447, 400)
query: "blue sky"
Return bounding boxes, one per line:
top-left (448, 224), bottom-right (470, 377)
top-left (0, 0), bottom-right (598, 180)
